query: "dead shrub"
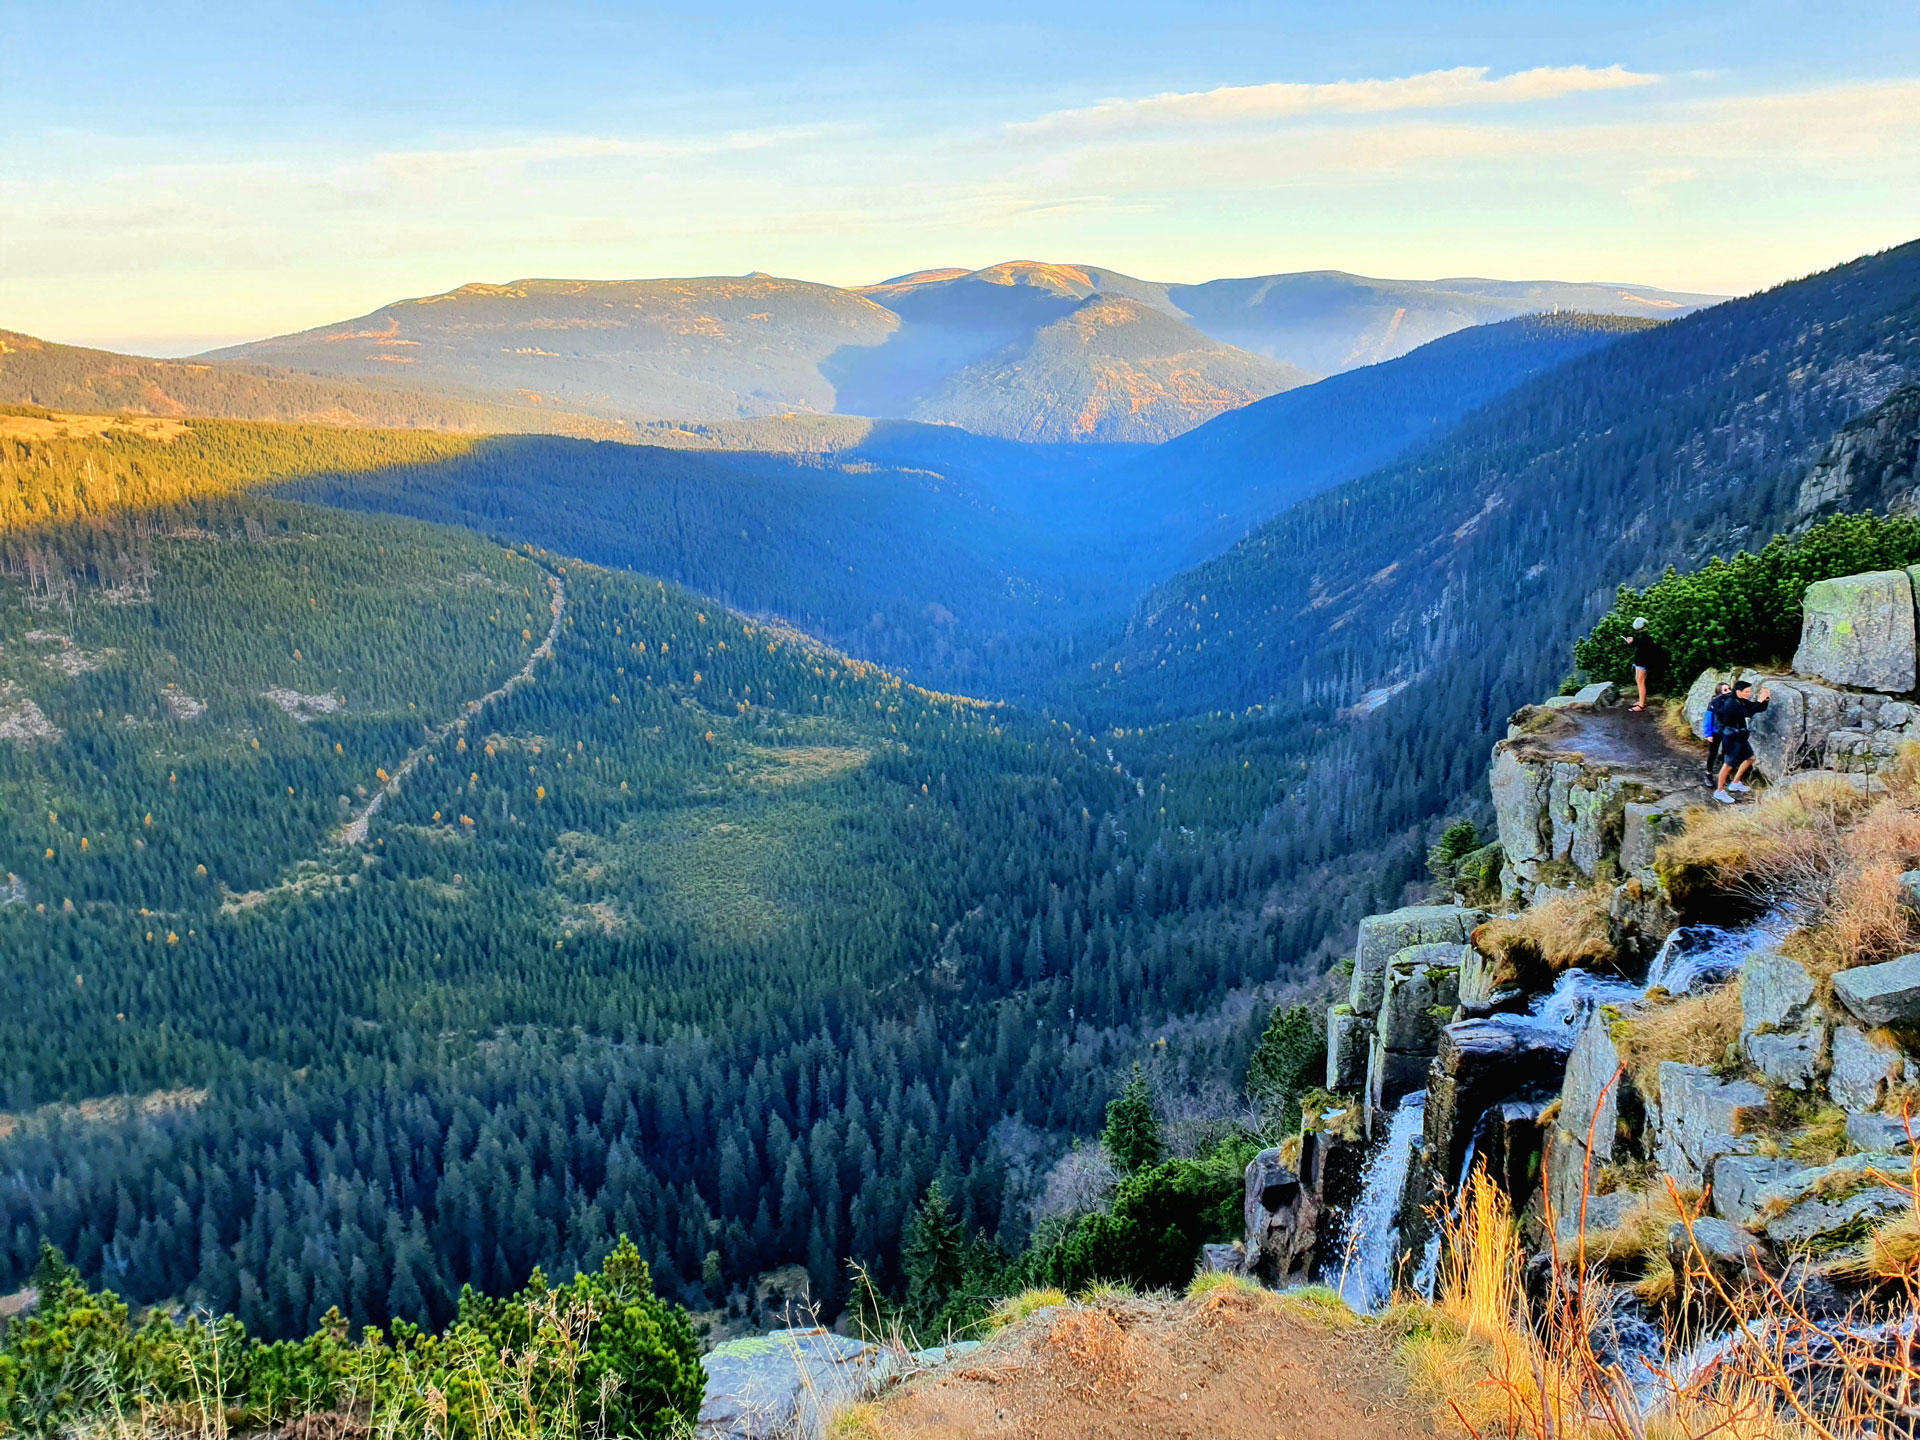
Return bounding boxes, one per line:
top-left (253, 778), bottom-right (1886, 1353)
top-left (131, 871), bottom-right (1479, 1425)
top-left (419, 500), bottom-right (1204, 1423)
top-left (1474, 887), bottom-right (1616, 990)
top-left (1612, 986), bottom-right (1743, 1100)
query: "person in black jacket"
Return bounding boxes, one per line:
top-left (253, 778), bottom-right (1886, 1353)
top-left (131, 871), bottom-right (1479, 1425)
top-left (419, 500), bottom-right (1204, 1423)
top-left (1710, 678), bottom-right (1772, 803)
top-left (1626, 617), bottom-right (1664, 712)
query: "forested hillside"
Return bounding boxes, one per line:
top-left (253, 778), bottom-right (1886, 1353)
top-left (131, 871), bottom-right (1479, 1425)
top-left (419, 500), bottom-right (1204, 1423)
top-left (1099, 312), bottom-right (1652, 568)
top-left (277, 428), bottom-right (1145, 697)
top-left (272, 318), bottom-right (1655, 701)
top-left (0, 422), bottom-right (1390, 1343)
top-left (1092, 238), bottom-right (1920, 724)
top-left (0, 332), bottom-right (619, 438)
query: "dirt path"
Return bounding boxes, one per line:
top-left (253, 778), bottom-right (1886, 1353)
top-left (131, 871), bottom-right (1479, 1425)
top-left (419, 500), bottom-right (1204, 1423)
top-left (862, 1289), bottom-right (1434, 1440)
top-left (340, 569), bottom-right (564, 846)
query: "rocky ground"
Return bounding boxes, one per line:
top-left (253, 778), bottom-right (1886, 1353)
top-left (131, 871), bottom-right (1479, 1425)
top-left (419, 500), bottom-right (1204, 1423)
top-left (847, 1287), bottom-right (1431, 1440)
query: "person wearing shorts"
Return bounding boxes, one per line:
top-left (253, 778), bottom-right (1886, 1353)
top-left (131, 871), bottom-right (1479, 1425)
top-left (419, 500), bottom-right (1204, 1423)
top-left (1626, 617), bottom-right (1664, 713)
top-left (1710, 679), bottom-right (1771, 804)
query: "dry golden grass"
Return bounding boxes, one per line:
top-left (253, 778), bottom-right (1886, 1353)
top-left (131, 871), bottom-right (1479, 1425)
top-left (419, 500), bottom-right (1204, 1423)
top-left (1395, 1171), bottom-right (1840, 1440)
top-left (1042, 1306), bottom-right (1143, 1393)
top-left (1655, 779), bottom-right (1920, 973)
top-left (1577, 1186), bottom-right (1690, 1303)
top-left (1613, 986), bottom-right (1743, 1099)
top-left (1473, 887), bottom-right (1616, 989)
top-left (1437, 1172), bottom-right (1523, 1339)
top-left (1656, 777), bottom-right (1872, 909)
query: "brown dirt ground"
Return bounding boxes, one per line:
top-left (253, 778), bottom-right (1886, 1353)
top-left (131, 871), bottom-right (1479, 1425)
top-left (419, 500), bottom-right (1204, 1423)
top-left (861, 1288), bottom-right (1435, 1440)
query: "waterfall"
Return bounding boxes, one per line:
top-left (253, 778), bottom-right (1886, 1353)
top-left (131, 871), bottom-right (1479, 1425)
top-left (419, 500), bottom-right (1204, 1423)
top-left (1337, 1095), bottom-right (1425, 1312)
top-left (1645, 910), bottom-right (1792, 995)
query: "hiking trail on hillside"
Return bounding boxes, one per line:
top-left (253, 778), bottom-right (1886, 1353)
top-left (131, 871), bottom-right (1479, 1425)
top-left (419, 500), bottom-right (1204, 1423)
top-left (340, 569), bottom-right (565, 845)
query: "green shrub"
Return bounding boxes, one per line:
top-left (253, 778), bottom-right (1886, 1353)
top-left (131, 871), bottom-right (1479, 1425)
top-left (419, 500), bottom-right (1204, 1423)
top-left (1573, 512), bottom-right (1920, 688)
top-left (0, 1240), bottom-right (702, 1439)
top-left (1017, 1149), bottom-right (1243, 1295)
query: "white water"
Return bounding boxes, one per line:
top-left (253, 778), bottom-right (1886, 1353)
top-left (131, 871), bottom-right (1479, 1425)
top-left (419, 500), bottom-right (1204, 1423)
top-left (1338, 1095), bottom-right (1425, 1312)
top-left (1478, 910), bottom-right (1794, 1052)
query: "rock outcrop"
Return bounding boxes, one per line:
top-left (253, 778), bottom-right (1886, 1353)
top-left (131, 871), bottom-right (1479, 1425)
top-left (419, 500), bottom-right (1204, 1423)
top-left (1793, 570), bottom-right (1918, 693)
top-left (1248, 563), bottom-right (1920, 1319)
top-left (1832, 953), bottom-right (1920, 1026)
top-left (1794, 383), bottom-right (1920, 520)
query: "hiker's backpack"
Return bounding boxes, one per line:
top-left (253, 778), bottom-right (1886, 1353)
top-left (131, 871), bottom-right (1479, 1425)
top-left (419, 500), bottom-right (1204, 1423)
top-left (1702, 701), bottom-right (1717, 739)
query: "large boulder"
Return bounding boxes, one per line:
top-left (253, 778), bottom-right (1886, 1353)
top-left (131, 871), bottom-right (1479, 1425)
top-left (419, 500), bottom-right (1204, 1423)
top-left (700, 1329), bottom-right (875, 1438)
top-left (1653, 1064), bottom-right (1769, 1187)
top-left (1742, 676), bottom-right (1850, 783)
top-left (1489, 748), bottom-right (1552, 890)
top-left (1668, 1216), bottom-right (1775, 1290)
top-left (1243, 1147), bottom-right (1322, 1282)
top-left (1377, 946), bottom-right (1466, 1049)
top-left (1684, 669), bottom-right (1728, 738)
top-left (1489, 743), bottom-right (1642, 899)
top-left (1747, 1028), bottom-right (1823, 1091)
top-left (1847, 1111), bottom-right (1920, 1154)
top-left (1347, 905), bottom-right (1486, 1016)
top-left (1748, 1152), bottom-right (1913, 1251)
top-left (1370, 946), bottom-right (1465, 1107)
top-left (1740, 949), bottom-right (1825, 1090)
top-left (1547, 1014), bottom-right (1646, 1226)
top-left (1402, 1021), bottom-right (1566, 1257)
top-left (1831, 1025), bottom-right (1911, 1112)
top-left (1792, 570), bottom-right (1917, 693)
top-left (1712, 1154), bottom-right (1802, 1228)
top-left (1610, 873), bottom-right (1678, 964)
top-left (1619, 801), bottom-right (1683, 875)
top-left (1833, 954), bottom-right (1920, 1027)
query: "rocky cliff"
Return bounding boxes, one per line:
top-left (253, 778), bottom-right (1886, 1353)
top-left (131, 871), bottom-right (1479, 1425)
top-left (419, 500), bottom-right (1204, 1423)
top-left (1240, 564), bottom-right (1920, 1353)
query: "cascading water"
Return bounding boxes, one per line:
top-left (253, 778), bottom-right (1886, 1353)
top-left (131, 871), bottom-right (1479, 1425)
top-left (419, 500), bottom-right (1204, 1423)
top-left (1484, 909), bottom-right (1795, 1050)
top-left (1330, 913), bottom-right (1793, 1322)
top-left (1337, 1095), bottom-right (1425, 1312)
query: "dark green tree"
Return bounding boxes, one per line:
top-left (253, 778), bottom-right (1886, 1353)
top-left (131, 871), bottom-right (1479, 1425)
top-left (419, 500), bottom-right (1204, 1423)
top-left (1245, 1004), bottom-right (1323, 1134)
top-left (901, 1181), bottom-right (965, 1327)
top-left (1102, 1064), bottom-right (1163, 1173)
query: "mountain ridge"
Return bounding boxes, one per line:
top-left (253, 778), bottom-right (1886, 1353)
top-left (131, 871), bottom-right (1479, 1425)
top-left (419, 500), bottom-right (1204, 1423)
top-left (202, 260), bottom-right (1718, 443)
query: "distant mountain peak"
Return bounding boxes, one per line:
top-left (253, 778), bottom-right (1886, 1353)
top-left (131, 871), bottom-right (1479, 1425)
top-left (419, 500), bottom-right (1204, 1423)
top-left (203, 262), bottom-right (1724, 443)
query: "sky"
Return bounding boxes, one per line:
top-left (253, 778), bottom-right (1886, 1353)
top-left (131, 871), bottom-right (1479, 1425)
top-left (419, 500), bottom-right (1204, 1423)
top-left (4, 1), bottom-right (1920, 354)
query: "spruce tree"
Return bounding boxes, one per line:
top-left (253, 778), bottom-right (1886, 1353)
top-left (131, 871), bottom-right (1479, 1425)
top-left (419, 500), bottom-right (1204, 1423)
top-left (1102, 1064), bottom-right (1162, 1173)
top-left (901, 1181), bottom-right (964, 1326)
top-left (1245, 1003), bottom-right (1323, 1134)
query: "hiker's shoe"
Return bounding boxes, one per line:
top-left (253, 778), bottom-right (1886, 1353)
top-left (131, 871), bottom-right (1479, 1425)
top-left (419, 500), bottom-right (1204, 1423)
top-left (1713, 790), bottom-right (1736, 805)
top-left (1728, 781), bottom-right (1752, 793)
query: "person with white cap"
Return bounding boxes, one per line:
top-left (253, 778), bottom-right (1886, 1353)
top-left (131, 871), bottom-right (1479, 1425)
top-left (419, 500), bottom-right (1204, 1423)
top-left (1626, 617), bottom-right (1663, 713)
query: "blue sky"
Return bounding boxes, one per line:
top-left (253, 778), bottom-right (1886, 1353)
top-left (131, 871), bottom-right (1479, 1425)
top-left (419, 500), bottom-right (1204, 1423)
top-left (5, 1), bottom-right (1919, 353)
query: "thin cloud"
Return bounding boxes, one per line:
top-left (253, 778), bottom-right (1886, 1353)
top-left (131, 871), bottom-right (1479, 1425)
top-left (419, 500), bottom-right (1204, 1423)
top-left (1014, 64), bottom-right (1659, 136)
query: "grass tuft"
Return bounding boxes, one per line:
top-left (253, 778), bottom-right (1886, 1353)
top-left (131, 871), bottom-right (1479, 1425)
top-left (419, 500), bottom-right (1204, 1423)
top-left (1612, 985), bottom-right (1743, 1100)
top-left (1473, 886), bottom-right (1616, 990)
top-left (984, 1288), bottom-right (1069, 1333)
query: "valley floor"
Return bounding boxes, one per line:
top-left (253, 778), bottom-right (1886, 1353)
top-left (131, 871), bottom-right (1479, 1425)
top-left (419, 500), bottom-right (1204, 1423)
top-left (847, 1287), bottom-right (1432, 1440)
